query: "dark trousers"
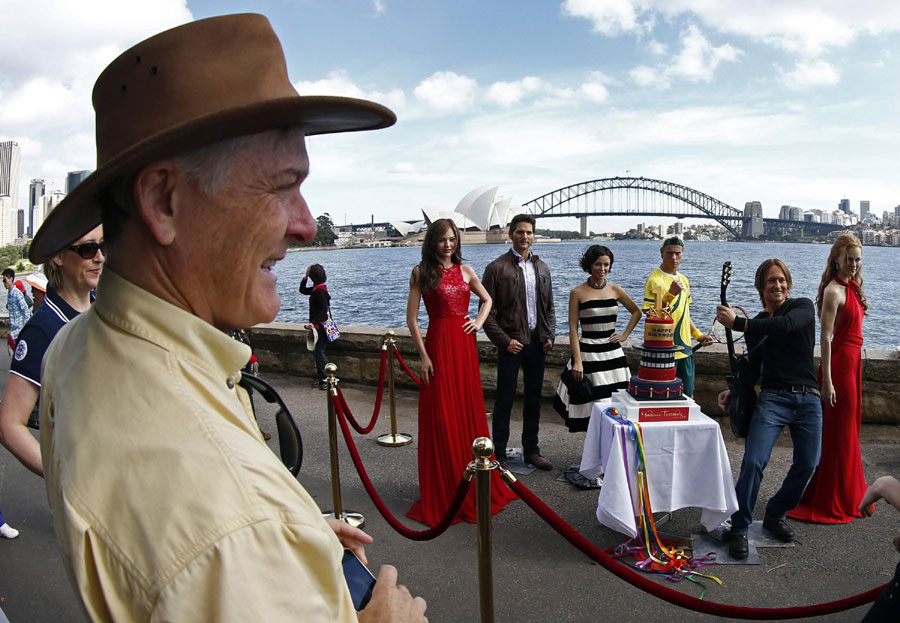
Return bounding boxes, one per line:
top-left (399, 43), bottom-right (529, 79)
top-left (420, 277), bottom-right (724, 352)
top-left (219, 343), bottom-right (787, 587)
top-left (863, 561), bottom-right (900, 622)
top-left (492, 337), bottom-right (545, 460)
top-left (313, 327), bottom-right (328, 382)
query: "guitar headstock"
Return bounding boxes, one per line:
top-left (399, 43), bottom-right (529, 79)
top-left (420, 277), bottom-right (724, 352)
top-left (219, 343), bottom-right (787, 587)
top-left (721, 261), bottom-right (732, 289)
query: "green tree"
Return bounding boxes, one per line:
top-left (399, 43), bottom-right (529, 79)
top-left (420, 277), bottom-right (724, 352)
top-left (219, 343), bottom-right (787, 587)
top-left (310, 213), bottom-right (337, 246)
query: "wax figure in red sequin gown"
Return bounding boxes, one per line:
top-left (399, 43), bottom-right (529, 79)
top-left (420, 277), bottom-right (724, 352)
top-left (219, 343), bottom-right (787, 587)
top-left (406, 219), bottom-right (515, 526)
top-left (789, 235), bottom-right (867, 523)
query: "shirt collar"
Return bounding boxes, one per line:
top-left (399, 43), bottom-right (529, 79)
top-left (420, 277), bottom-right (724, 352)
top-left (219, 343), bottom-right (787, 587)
top-left (510, 248), bottom-right (536, 263)
top-left (44, 287), bottom-right (81, 323)
top-left (92, 269), bottom-right (251, 378)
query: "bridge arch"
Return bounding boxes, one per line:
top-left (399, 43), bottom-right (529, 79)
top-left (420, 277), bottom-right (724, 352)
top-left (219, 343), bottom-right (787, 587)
top-left (522, 177), bottom-right (745, 238)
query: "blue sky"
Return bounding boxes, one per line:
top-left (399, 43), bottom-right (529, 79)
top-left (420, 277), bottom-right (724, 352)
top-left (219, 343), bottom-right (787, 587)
top-left (2, 1), bottom-right (900, 232)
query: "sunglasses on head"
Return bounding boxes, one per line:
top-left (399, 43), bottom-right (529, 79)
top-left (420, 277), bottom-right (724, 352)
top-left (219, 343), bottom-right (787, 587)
top-left (68, 241), bottom-right (105, 259)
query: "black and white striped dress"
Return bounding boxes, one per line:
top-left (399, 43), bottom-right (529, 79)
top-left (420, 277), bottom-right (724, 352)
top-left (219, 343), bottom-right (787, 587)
top-left (553, 298), bottom-right (631, 432)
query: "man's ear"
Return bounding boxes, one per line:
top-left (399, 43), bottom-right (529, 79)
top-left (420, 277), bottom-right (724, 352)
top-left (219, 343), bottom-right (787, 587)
top-left (133, 161), bottom-right (181, 246)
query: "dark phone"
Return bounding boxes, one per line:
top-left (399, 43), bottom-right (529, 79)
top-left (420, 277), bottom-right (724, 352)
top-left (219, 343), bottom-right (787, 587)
top-left (342, 549), bottom-right (376, 611)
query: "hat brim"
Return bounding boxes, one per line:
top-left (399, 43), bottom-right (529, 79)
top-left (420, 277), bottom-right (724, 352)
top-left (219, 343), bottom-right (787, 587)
top-left (29, 95), bottom-right (396, 264)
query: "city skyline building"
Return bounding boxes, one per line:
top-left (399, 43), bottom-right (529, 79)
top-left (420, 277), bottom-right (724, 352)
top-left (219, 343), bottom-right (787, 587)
top-left (742, 201), bottom-right (763, 238)
top-left (0, 141), bottom-right (22, 246)
top-left (860, 200), bottom-right (870, 221)
top-left (839, 198), bottom-right (850, 214)
top-left (29, 178), bottom-right (45, 237)
top-left (65, 169), bottom-right (92, 193)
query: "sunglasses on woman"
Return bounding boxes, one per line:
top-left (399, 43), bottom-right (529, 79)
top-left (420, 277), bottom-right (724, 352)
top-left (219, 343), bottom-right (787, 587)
top-left (68, 241), bottom-right (105, 259)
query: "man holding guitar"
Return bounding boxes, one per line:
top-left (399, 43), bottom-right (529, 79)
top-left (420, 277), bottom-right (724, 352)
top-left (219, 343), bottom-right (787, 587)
top-left (716, 258), bottom-right (822, 559)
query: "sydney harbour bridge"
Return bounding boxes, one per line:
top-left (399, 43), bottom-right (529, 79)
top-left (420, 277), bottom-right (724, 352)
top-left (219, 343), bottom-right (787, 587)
top-left (357, 177), bottom-right (843, 240)
top-left (521, 177), bottom-right (842, 239)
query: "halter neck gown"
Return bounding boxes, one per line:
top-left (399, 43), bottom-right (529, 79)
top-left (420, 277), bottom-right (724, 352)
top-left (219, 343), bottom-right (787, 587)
top-left (788, 276), bottom-right (866, 523)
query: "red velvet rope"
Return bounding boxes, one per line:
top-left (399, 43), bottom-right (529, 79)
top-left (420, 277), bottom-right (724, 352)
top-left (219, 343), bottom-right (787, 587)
top-left (335, 349), bottom-right (387, 434)
top-left (393, 349), bottom-right (423, 387)
top-left (508, 479), bottom-right (883, 619)
top-left (333, 393), bottom-right (471, 540)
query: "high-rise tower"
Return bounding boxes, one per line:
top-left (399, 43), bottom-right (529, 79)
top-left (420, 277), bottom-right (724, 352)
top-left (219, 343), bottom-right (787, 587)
top-left (29, 178), bottom-right (45, 237)
top-left (0, 141), bottom-right (22, 245)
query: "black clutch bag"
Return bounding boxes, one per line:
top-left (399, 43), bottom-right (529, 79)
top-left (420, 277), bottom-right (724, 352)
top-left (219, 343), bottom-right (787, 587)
top-left (560, 369), bottom-right (594, 404)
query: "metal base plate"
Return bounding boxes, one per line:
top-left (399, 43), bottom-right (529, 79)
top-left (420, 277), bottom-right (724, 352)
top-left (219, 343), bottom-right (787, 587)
top-left (322, 511), bottom-right (366, 530)
top-left (692, 532), bottom-right (761, 565)
top-left (376, 432), bottom-right (413, 447)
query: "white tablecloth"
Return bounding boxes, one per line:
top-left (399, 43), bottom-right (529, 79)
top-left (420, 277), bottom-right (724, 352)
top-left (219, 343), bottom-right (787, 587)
top-left (580, 402), bottom-right (738, 538)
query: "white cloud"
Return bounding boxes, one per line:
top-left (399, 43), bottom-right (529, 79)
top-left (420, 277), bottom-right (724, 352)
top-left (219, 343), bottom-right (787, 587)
top-left (485, 76), bottom-right (544, 107)
top-left (580, 72), bottom-right (610, 102)
top-left (779, 60), bottom-right (841, 90)
top-left (667, 25), bottom-right (741, 82)
top-left (373, 0), bottom-right (386, 15)
top-left (294, 71), bottom-right (406, 112)
top-left (414, 71), bottom-right (478, 113)
top-left (561, 0), bottom-right (648, 36)
top-left (564, 1), bottom-right (900, 58)
top-left (630, 64), bottom-right (669, 89)
top-left (628, 25), bottom-right (740, 88)
top-left (648, 39), bottom-right (667, 55)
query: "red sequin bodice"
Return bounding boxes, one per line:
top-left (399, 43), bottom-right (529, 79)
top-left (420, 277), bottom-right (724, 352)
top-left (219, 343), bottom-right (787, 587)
top-left (423, 264), bottom-right (470, 318)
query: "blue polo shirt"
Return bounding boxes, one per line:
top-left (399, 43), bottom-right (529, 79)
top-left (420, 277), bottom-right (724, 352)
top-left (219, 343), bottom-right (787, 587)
top-left (11, 288), bottom-right (83, 386)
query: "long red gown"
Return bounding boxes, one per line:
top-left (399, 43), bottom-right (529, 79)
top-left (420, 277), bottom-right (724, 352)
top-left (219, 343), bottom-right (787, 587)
top-left (406, 264), bottom-right (516, 526)
top-left (788, 276), bottom-right (866, 523)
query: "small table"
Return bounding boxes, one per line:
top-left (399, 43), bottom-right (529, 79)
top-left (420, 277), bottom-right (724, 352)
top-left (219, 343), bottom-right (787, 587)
top-left (580, 401), bottom-right (738, 538)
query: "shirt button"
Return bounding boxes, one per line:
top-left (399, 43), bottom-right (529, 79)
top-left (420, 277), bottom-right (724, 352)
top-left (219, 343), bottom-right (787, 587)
top-left (226, 376), bottom-right (235, 389)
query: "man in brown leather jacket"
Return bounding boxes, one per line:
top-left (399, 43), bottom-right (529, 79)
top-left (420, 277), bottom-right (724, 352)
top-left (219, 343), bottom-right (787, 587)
top-left (482, 214), bottom-right (556, 470)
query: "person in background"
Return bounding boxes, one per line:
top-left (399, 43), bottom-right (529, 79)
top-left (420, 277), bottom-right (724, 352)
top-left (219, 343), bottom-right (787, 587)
top-left (24, 273), bottom-right (48, 311)
top-left (228, 328), bottom-right (271, 440)
top-left (0, 507), bottom-right (18, 539)
top-left (299, 263), bottom-right (330, 390)
top-left (482, 213), bottom-right (556, 471)
top-left (716, 258), bottom-right (822, 559)
top-left (0, 226), bottom-right (104, 477)
top-left (32, 15), bottom-right (424, 622)
top-left (405, 218), bottom-right (515, 526)
top-left (3, 268), bottom-right (31, 351)
top-left (789, 234), bottom-right (867, 524)
top-left (641, 236), bottom-right (710, 397)
top-left (858, 475), bottom-right (900, 622)
top-left (553, 244), bottom-right (640, 433)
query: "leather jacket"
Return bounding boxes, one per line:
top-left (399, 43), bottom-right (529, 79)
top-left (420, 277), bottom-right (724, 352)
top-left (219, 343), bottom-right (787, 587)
top-left (481, 250), bottom-right (555, 349)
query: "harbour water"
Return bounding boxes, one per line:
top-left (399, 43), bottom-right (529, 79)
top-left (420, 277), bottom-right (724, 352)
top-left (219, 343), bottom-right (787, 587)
top-left (273, 240), bottom-right (900, 350)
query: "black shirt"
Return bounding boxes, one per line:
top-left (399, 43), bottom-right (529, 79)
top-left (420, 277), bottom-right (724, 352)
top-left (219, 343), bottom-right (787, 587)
top-left (733, 297), bottom-right (818, 390)
top-left (298, 277), bottom-right (330, 325)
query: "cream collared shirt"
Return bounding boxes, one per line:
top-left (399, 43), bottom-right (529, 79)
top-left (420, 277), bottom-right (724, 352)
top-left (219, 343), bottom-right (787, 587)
top-left (41, 269), bottom-right (356, 622)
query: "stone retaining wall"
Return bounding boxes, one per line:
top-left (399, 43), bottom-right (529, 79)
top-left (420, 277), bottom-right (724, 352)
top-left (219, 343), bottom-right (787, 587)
top-left (249, 323), bottom-right (900, 425)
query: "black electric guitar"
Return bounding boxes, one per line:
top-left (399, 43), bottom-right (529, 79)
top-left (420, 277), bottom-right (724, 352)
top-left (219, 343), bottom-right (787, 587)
top-left (721, 261), bottom-right (761, 438)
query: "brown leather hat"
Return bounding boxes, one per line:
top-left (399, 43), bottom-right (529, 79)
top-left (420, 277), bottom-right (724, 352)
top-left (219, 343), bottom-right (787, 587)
top-left (30, 13), bottom-right (396, 264)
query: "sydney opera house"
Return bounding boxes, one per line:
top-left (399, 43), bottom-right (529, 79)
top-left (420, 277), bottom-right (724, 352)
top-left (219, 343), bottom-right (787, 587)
top-left (390, 185), bottom-right (524, 244)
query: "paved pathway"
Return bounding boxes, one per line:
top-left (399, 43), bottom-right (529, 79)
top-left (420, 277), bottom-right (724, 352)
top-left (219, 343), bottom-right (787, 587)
top-left (1, 358), bottom-right (898, 621)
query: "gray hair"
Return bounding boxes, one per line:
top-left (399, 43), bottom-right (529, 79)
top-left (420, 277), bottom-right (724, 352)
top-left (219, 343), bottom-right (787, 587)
top-left (101, 127), bottom-right (305, 245)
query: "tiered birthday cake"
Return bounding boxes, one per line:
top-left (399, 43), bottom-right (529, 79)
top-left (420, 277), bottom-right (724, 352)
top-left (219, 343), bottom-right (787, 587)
top-left (627, 315), bottom-right (685, 400)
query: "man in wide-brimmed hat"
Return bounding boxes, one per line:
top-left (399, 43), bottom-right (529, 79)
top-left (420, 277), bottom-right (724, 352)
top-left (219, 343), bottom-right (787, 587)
top-left (32, 14), bottom-right (425, 622)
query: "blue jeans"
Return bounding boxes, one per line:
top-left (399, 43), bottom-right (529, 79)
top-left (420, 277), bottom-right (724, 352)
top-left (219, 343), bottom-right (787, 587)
top-left (731, 390), bottom-right (822, 534)
top-left (492, 339), bottom-right (546, 460)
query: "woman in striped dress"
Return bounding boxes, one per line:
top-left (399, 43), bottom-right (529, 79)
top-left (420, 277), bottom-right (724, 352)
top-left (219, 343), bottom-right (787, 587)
top-left (554, 245), bottom-right (642, 432)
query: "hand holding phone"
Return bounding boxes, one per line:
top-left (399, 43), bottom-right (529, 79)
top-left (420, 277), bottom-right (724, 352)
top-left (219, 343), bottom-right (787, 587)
top-left (342, 548), bottom-right (376, 610)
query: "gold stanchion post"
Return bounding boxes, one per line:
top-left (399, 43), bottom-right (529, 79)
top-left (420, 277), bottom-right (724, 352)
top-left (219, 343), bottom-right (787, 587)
top-left (322, 363), bottom-right (365, 529)
top-left (377, 330), bottom-right (413, 447)
top-left (472, 436), bottom-right (495, 623)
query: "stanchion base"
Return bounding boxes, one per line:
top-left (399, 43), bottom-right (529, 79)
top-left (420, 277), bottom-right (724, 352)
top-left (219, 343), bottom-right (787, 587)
top-left (322, 510), bottom-right (366, 530)
top-left (376, 433), bottom-right (413, 447)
